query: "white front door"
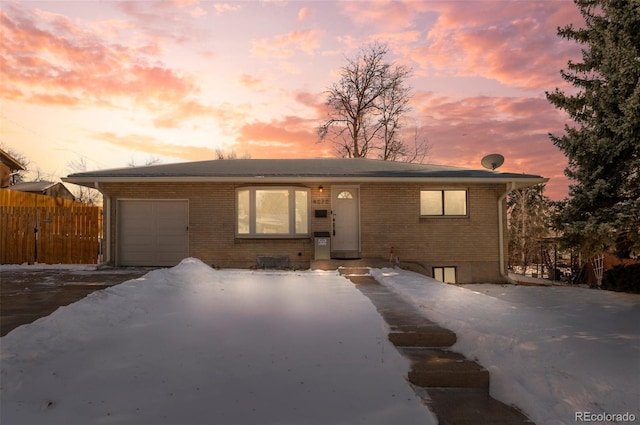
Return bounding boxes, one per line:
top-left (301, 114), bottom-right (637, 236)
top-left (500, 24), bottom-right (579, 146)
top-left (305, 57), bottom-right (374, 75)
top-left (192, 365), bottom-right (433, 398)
top-left (331, 186), bottom-right (360, 258)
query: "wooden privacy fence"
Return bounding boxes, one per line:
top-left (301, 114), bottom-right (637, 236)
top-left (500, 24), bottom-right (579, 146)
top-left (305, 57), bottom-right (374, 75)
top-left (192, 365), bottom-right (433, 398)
top-left (0, 189), bottom-right (103, 264)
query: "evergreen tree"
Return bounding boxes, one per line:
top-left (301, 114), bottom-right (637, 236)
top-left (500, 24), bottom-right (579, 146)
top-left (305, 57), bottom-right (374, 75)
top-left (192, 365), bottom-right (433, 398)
top-left (546, 0), bottom-right (640, 258)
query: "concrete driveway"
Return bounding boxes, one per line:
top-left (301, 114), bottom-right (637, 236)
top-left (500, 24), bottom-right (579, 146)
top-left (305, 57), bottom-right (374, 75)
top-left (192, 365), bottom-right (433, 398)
top-left (0, 267), bottom-right (154, 337)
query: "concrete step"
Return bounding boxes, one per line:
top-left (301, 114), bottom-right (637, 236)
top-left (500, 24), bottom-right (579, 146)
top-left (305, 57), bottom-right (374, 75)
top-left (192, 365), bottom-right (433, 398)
top-left (400, 347), bottom-right (490, 388)
top-left (425, 388), bottom-right (533, 425)
top-left (389, 326), bottom-right (457, 347)
top-left (337, 267), bottom-right (371, 276)
top-left (345, 274), bottom-right (377, 284)
top-left (350, 276), bottom-right (458, 347)
top-left (376, 305), bottom-right (439, 327)
top-left (343, 267), bottom-right (533, 425)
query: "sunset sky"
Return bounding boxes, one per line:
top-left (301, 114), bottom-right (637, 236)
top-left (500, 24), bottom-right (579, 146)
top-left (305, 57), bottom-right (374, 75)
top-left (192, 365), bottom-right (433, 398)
top-left (1, 0), bottom-right (584, 200)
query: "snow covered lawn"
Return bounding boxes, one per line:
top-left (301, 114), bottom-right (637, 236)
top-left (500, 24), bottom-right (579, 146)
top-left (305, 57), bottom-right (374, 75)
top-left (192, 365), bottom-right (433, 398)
top-left (3, 260), bottom-right (638, 425)
top-left (372, 268), bottom-right (640, 425)
top-left (1, 259), bottom-right (435, 425)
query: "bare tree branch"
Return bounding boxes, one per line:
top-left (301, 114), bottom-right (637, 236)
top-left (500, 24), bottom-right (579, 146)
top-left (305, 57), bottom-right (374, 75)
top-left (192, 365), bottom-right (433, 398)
top-left (319, 41), bottom-right (430, 162)
top-left (215, 149), bottom-right (251, 159)
top-left (127, 156), bottom-right (161, 167)
top-left (67, 156), bottom-right (103, 205)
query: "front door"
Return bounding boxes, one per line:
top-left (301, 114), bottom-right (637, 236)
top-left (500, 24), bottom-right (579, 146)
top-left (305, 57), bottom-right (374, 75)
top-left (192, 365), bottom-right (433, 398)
top-left (331, 186), bottom-right (360, 258)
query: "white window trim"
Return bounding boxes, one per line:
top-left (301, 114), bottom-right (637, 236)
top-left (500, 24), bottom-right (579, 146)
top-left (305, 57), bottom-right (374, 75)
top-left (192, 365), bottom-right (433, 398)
top-left (433, 266), bottom-right (457, 283)
top-left (236, 187), bottom-right (310, 238)
top-left (420, 189), bottom-right (468, 217)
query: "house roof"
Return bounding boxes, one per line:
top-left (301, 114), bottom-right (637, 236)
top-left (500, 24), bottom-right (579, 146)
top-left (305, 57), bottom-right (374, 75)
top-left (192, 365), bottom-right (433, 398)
top-left (0, 148), bottom-right (27, 171)
top-left (10, 181), bottom-right (76, 201)
top-left (10, 181), bottom-right (58, 192)
top-left (64, 158), bottom-right (548, 186)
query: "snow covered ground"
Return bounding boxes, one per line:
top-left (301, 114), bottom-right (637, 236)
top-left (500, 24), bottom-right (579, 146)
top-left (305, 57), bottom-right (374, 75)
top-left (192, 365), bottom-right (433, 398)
top-left (2, 260), bottom-right (638, 425)
top-left (1, 259), bottom-right (435, 425)
top-left (372, 268), bottom-right (640, 425)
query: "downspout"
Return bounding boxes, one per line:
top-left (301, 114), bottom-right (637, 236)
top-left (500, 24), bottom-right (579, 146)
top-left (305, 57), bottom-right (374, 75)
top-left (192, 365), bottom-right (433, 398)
top-left (498, 182), bottom-right (518, 284)
top-left (95, 182), bottom-right (111, 267)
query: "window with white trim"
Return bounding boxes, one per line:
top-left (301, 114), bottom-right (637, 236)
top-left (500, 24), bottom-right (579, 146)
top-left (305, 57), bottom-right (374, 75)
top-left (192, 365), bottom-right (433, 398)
top-left (237, 187), bottom-right (309, 237)
top-left (433, 266), bottom-right (456, 283)
top-left (420, 190), bottom-right (467, 216)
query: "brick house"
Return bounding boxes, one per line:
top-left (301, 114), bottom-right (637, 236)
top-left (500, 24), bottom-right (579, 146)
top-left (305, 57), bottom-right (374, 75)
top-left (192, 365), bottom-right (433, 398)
top-left (64, 158), bottom-right (547, 283)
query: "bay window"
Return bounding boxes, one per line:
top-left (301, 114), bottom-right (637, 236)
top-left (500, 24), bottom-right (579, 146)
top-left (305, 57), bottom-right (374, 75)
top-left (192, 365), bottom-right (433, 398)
top-left (237, 187), bottom-right (310, 237)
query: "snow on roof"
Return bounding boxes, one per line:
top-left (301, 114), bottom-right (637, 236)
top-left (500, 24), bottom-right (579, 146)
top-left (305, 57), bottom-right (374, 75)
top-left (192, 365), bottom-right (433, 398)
top-left (9, 181), bottom-right (57, 192)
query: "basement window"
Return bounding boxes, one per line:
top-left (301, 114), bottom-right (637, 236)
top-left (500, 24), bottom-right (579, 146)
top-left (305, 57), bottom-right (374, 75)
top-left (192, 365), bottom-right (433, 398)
top-left (237, 187), bottom-right (309, 237)
top-left (420, 190), bottom-right (467, 216)
top-left (433, 267), bottom-right (456, 284)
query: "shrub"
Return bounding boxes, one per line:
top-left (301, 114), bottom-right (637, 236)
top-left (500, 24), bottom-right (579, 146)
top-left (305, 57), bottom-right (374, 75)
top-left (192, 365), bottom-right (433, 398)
top-left (601, 264), bottom-right (640, 293)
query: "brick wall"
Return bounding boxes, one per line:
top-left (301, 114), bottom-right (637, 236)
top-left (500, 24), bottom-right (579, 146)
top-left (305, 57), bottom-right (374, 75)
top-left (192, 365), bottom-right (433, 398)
top-left (102, 182), bottom-right (313, 268)
top-left (359, 183), bottom-right (505, 282)
top-left (101, 181), bottom-right (508, 281)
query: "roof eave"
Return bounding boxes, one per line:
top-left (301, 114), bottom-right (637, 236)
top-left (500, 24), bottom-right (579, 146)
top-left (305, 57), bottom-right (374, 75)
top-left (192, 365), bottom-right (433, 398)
top-left (63, 175), bottom-right (549, 187)
top-left (0, 155), bottom-right (27, 171)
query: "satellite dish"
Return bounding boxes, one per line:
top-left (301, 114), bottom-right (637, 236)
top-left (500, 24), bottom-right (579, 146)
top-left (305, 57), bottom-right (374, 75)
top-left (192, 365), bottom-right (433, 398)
top-left (481, 153), bottom-right (505, 170)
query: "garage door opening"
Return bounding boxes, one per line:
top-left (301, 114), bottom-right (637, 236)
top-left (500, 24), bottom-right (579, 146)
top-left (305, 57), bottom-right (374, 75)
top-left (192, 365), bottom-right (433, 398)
top-left (117, 200), bottom-right (189, 266)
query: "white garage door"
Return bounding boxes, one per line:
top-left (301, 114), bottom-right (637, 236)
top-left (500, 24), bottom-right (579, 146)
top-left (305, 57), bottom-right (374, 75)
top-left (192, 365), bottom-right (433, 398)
top-left (118, 200), bottom-right (189, 266)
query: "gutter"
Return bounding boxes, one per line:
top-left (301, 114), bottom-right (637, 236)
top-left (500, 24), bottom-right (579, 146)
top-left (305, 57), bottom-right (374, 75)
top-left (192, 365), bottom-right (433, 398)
top-left (498, 182), bottom-right (518, 284)
top-left (62, 175), bottom-right (548, 187)
top-left (93, 181), bottom-right (111, 267)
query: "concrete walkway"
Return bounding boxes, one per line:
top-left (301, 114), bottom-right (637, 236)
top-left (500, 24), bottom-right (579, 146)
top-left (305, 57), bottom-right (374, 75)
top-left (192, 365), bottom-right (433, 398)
top-left (337, 266), bottom-right (533, 425)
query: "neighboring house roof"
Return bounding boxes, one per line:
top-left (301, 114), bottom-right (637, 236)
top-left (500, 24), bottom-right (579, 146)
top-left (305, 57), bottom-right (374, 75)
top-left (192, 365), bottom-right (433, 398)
top-left (0, 148), bottom-right (27, 171)
top-left (10, 181), bottom-right (76, 200)
top-left (10, 181), bottom-right (57, 192)
top-left (64, 158), bottom-right (547, 186)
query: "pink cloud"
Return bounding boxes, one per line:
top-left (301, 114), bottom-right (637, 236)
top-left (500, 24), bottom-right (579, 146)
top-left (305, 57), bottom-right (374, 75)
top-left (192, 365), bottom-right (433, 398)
top-left (353, 31), bottom-right (423, 56)
top-left (171, 0), bottom-right (199, 7)
top-left (297, 7), bottom-right (310, 23)
top-left (233, 88), bottom-right (569, 199)
top-left (115, 0), bottom-right (209, 42)
top-left (189, 7), bottom-right (207, 18)
top-left (251, 29), bottom-right (323, 59)
top-left (340, 1), bottom-right (583, 91)
top-left (153, 101), bottom-right (247, 129)
top-left (238, 74), bottom-right (264, 90)
top-left (87, 19), bottom-right (138, 42)
top-left (235, 116), bottom-right (332, 158)
top-left (0, 4), bottom-right (199, 109)
top-left (237, 116), bottom-right (315, 145)
top-left (293, 90), bottom-right (328, 117)
top-left (91, 131), bottom-right (219, 161)
top-left (340, 0), bottom-right (430, 32)
top-left (212, 3), bottom-right (242, 16)
top-left (417, 1), bottom-right (583, 90)
top-left (412, 92), bottom-right (570, 199)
